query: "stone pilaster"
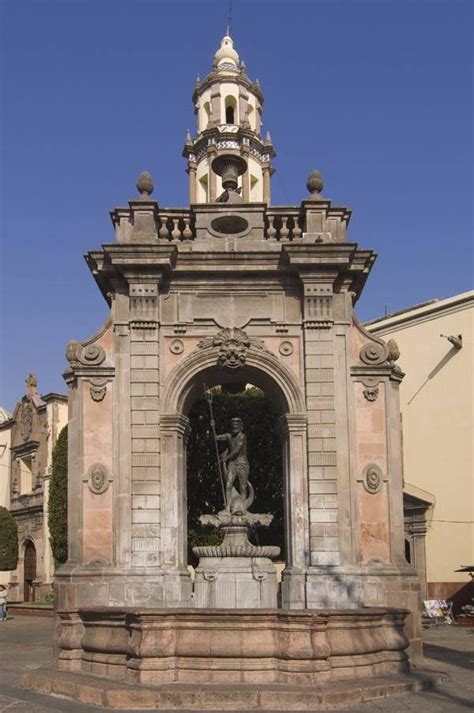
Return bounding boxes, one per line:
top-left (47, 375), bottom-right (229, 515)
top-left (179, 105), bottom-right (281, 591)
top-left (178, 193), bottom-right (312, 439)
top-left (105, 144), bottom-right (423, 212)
top-left (128, 283), bottom-right (161, 569)
top-left (302, 281), bottom-right (341, 569)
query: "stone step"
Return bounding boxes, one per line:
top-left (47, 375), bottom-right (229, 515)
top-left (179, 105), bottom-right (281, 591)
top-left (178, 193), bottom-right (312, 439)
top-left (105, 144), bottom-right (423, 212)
top-left (22, 666), bottom-right (447, 710)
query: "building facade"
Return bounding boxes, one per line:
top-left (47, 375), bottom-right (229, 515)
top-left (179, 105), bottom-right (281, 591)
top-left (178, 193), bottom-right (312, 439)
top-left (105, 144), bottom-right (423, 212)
top-left (368, 291), bottom-right (474, 609)
top-left (0, 374), bottom-right (67, 601)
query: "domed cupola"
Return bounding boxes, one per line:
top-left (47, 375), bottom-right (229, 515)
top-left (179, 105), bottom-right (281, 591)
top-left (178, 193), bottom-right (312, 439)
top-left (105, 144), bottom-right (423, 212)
top-left (213, 34), bottom-right (240, 71)
top-left (183, 31), bottom-right (275, 204)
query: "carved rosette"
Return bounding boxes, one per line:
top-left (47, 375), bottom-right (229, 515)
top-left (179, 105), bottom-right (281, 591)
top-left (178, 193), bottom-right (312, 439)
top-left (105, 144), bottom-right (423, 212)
top-left (198, 327), bottom-right (268, 370)
top-left (362, 464), bottom-right (384, 494)
top-left (87, 463), bottom-right (109, 494)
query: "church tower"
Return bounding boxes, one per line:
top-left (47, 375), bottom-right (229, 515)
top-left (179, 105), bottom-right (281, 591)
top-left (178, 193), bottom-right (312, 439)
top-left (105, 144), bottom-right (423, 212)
top-left (183, 32), bottom-right (275, 204)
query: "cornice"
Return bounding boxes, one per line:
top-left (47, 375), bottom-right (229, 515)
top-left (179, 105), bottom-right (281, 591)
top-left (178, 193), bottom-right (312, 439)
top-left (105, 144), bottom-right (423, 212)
top-left (367, 291), bottom-right (474, 335)
top-left (192, 71), bottom-right (264, 104)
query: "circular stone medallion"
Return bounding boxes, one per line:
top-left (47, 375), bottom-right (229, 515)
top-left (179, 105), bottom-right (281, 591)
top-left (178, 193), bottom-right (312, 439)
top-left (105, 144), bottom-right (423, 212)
top-left (362, 463), bottom-right (384, 494)
top-left (88, 463), bottom-right (109, 494)
top-left (279, 341), bottom-right (294, 356)
top-left (170, 339), bottom-right (184, 355)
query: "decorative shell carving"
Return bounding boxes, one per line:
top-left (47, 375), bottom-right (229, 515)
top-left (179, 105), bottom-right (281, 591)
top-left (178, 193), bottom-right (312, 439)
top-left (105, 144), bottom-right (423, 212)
top-left (198, 327), bottom-right (268, 370)
top-left (362, 463), bottom-right (384, 494)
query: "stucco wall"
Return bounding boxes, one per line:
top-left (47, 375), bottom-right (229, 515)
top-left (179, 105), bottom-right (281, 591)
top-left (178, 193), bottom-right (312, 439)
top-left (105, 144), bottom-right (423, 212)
top-left (369, 292), bottom-right (474, 591)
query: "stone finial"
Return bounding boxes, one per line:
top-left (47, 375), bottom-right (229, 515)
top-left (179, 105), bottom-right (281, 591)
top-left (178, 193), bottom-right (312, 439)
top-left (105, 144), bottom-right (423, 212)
top-left (195, 73), bottom-right (201, 87)
top-left (185, 129), bottom-right (193, 146)
top-left (25, 372), bottom-right (38, 397)
top-left (136, 171), bottom-right (154, 198)
top-left (264, 131), bottom-right (272, 145)
top-left (306, 170), bottom-right (324, 199)
top-left (213, 33), bottom-right (240, 69)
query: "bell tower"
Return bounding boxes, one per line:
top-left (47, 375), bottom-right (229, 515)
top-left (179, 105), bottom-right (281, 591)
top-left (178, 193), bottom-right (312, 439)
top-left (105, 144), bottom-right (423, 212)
top-left (183, 31), bottom-right (276, 204)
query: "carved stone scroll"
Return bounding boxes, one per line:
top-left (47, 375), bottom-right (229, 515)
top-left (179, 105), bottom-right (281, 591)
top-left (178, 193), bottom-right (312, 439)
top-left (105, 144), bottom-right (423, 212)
top-left (66, 341), bottom-right (106, 367)
top-left (359, 341), bottom-right (389, 365)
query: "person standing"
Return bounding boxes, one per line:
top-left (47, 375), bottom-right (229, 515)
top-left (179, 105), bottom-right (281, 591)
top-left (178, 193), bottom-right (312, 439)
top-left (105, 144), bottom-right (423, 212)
top-left (0, 585), bottom-right (7, 621)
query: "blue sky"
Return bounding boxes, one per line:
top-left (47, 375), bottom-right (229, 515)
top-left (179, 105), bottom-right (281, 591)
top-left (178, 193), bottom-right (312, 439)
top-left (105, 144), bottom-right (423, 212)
top-left (0, 0), bottom-right (472, 410)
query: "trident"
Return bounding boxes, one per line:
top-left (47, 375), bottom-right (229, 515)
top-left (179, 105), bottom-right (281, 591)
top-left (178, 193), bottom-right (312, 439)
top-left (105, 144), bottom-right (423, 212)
top-left (204, 384), bottom-right (227, 510)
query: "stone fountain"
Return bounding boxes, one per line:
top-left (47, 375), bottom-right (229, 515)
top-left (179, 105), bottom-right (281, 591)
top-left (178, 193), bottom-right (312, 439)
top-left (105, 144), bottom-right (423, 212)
top-left (193, 415), bottom-right (280, 607)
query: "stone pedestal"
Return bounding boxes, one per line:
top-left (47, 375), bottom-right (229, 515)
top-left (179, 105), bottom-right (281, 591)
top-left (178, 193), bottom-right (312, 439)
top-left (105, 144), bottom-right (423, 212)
top-left (192, 522), bottom-right (280, 608)
top-left (194, 556), bottom-right (278, 608)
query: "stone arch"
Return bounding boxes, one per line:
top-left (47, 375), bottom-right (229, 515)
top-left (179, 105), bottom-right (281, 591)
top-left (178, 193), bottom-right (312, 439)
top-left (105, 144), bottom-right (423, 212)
top-left (21, 537), bottom-right (37, 602)
top-left (160, 344), bottom-right (309, 601)
top-left (162, 345), bottom-right (306, 417)
top-left (225, 95), bottom-right (237, 124)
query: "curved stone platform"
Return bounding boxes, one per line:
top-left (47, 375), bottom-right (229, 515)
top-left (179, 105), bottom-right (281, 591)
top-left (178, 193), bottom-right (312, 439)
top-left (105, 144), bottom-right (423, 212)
top-left (22, 666), bottom-right (446, 710)
top-left (55, 606), bottom-right (411, 686)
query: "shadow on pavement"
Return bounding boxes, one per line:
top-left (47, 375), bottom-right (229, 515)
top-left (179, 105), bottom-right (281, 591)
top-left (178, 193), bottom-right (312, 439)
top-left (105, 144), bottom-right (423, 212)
top-left (424, 643), bottom-right (474, 672)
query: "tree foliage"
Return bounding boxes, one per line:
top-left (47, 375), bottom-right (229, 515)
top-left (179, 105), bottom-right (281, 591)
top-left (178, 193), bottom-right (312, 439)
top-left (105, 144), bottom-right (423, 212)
top-left (0, 506), bottom-right (18, 571)
top-left (48, 425), bottom-right (68, 566)
top-left (186, 388), bottom-right (284, 565)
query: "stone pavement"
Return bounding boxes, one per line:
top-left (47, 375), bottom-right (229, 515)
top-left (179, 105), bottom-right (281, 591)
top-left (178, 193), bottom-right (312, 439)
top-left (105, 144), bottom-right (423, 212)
top-left (0, 615), bottom-right (472, 712)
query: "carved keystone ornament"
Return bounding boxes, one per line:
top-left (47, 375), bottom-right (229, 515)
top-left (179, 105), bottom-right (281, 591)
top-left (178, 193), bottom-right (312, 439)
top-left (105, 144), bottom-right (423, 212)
top-left (198, 327), bottom-right (268, 370)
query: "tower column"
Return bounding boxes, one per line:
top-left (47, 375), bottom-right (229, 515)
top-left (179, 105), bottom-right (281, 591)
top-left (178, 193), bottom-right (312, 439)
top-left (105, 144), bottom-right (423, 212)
top-left (187, 161), bottom-right (197, 204)
top-left (263, 166), bottom-right (271, 205)
top-left (211, 87), bottom-right (221, 125)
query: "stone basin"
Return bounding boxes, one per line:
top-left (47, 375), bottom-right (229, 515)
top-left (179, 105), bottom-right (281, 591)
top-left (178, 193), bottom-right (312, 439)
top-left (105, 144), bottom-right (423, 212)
top-left (56, 605), bottom-right (411, 686)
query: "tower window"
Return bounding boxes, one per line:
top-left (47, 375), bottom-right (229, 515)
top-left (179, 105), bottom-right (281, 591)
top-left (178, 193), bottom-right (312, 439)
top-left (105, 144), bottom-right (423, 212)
top-left (203, 102), bottom-right (211, 128)
top-left (224, 96), bottom-right (237, 125)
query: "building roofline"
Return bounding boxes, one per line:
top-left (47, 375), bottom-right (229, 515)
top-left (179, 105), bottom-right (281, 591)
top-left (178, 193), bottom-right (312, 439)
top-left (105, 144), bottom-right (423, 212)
top-left (366, 290), bottom-right (474, 332)
top-left (41, 392), bottom-right (68, 403)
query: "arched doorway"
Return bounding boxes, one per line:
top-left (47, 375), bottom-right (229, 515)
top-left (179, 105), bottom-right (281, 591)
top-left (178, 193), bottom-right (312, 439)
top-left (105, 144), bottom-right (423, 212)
top-left (24, 540), bottom-right (36, 602)
top-left (186, 385), bottom-right (284, 568)
top-left (161, 345), bottom-right (308, 608)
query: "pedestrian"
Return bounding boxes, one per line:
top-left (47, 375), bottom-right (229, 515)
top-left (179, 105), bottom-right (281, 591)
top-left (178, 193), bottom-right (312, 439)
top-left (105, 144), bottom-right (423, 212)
top-left (0, 584), bottom-right (7, 621)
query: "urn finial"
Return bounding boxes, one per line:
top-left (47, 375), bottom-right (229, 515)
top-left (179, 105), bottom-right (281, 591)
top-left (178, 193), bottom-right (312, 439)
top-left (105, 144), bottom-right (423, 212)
top-left (136, 170), bottom-right (154, 197)
top-left (306, 169), bottom-right (324, 199)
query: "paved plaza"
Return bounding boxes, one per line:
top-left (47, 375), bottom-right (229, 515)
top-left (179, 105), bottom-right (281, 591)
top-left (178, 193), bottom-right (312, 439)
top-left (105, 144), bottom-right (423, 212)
top-left (0, 615), bottom-right (472, 712)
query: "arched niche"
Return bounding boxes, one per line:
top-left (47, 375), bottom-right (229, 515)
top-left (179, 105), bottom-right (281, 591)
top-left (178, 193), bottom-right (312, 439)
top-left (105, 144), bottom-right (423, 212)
top-left (160, 345), bottom-right (309, 602)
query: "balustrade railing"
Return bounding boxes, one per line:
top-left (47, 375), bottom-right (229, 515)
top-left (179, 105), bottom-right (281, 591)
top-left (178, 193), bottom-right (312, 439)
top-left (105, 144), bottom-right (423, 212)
top-left (265, 208), bottom-right (303, 241)
top-left (157, 209), bottom-right (195, 241)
